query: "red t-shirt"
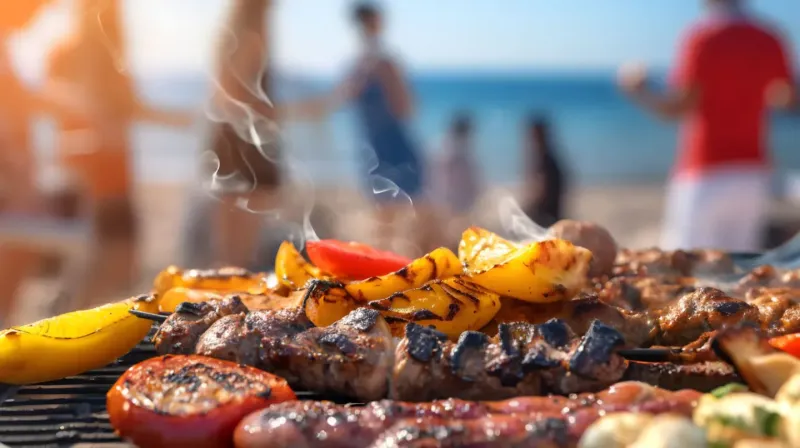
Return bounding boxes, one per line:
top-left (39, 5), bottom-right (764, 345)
top-left (671, 17), bottom-right (793, 177)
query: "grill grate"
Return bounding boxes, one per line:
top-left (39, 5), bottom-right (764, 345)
top-left (0, 327), bottom-right (336, 447)
top-left (0, 333), bottom-right (157, 448)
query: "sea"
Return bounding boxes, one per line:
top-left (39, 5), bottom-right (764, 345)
top-left (33, 72), bottom-right (800, 188)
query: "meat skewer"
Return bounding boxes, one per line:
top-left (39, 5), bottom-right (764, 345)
top-left (233, 381), bottom-right (702, 448)
top-left (147, 297), bottom-right (741, 401)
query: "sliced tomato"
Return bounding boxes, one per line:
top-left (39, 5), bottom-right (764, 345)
top-left (305, 240), bottom-right (413, 280)
top-left (770, 333), bottom-right (800, 358)
top-left (107, 355), bottom-right (295, 448)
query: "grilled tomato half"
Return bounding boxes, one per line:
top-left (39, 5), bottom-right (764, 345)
top-left (107, 355), bottom-right (296, 448)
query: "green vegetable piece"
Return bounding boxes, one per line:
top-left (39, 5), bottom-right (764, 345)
top-left (710, 383), bottom-right (748, 399)
top-left (754, 405), bottom-right (782, 437)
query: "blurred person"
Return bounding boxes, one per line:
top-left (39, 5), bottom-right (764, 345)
top-left (279, 2), bottom-right (427, 255)
top-left (43, 0), bottom-right (192, 306)
top-left (522, 115), bottom-right (567, 228)
top-left (427, 113), bottom-right (481, 247)
top-left (619, 0), bottom-right (797, 252)
top-left (0, 1), bottom-right (55, 321)
top-left (181, 0), bottom-right (284, 270)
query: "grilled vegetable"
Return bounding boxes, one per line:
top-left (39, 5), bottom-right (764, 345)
top-left (306, 239), bottom-right (412, 280)
top-left (274, 241), bottom-right (327, 290)
top-left (770, 333), bottom-right (800, 358)
top-left (302, 280), bottom-right (359, 327)
top-left (369, 277), bottom-right (501, 339)
top-left (466, 238), bottom-right (593, 303)
top-left (458, 226), bottom-right (520, 272)
top-left (154, 266), bottom-right (266, 295)
top-left (0, 295), bottom-right (158, 385)
top-left (107, 355), bottom-right (295, 448)
top-left (345, 247), bottom-right (462, 302)
top-left (713, 326), bottom-right (794, 398)
top-left (159, 287), bottom-right (224, 313)
top-left (694, 391), bottom-right (783, 446)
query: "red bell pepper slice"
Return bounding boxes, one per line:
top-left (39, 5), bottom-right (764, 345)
top-left (306, 239), bottom-right (413, 280)
top-left (769, 333), bottom-right (800, 358)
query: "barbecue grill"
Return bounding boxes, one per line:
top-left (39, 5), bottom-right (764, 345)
top-left (0, 327), bottom-right (334, 447)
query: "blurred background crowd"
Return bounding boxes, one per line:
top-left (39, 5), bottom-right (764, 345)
top-left (0, 0), bottom-right (798, 325)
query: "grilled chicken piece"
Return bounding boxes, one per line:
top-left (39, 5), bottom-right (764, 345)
top-left (195, 308), bottom-right (394, 401)
top-left (234, 382), bottom-right (702, 448)
top-left (392, 319), bottom-right (629, 401)
top-left (153, 296), bottom-right (249, 354)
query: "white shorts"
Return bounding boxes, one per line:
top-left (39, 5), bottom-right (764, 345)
top-left (661, 168), bottom-right (770, 252)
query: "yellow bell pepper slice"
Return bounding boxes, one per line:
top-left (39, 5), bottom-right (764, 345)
top-left (467, 239), bottom-right (592, 303)
top-left (0, 295), bottom-right (158, 385)
top-left (153, 265), bottom-right (266, 295)
top-left (274, 241), bottom-right (328, 290)
top-left (458, 227), bottom-right (521, 273)
top-left (369, 277), bottom-right (501, 340)
top-left (302, 280), bottom-right (358, 327)
top-left (345, 247), bottom-right (462, 302)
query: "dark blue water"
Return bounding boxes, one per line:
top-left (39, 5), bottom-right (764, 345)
top-left (132, 72), bottom-right (800, 186)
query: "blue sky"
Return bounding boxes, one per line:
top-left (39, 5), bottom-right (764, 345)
top-left (10, 0), bottom-right (800, 79)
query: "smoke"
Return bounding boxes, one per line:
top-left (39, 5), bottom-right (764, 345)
top-left (496, 192), bottom-right (549, 243)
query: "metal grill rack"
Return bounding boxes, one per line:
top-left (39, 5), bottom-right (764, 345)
top-left (0, 326), bottom-right (343, 448)
top-left (0, 335), bottom-right (156, 447)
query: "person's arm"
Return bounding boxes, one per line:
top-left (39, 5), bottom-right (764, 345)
top-left (619, 29), bottom-right (705, 121)
top-left (276, 67), bottom-right (366, 121)
top-left (766, 33), bottom-right (798, 112)
top-left (618, 64), bottom-right (699, 121)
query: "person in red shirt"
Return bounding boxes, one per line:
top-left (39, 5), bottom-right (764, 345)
top-left (619, 0), bottom-right (797, 252)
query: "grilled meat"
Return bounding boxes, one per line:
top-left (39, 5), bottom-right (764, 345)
top-left (613, 248), bottom-right (735, 278)
top-left (392, 319), bottom-right (629, 401)
top-left (233, 381), bottom-right (702, 448)
top-left (153, 296), bottom-right (249, 354)
top-left (196, 307), bottom-right (394, 402)
top-left (487, 295), bottom-right (654, 347)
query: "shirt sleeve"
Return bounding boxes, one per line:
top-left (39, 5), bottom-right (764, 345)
top-left (670, 27), bottom-right (708, 89)
top-left (769, 32), bottom-right (794, 83)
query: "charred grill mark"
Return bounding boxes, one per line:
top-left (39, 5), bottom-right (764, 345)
top-left (134, 294), bottom-right (155, 303)
top-left (396, 266), bottom-right (412, 281)
top-left (537, 319), bottom-right (573, 348)
top-left (369, 299), bottom-right (392, 311)
top-left (175, 301), bottom-right (211, 316)
top-left (568, 320), bottom-right (625, 379)
top-left (338, 308), bottom-right (382, 332)
top-left (451, 331), bottom-right (489, 380)
top-left (446, 303), bottom-right (460, 321)
top-left (405, 323), bottom-right (447, 362)
top-left (442, 281), bottom-right (480, 306)
top-left (497, 324), bottom-right (521, 358)
top-left (426, 255), bottom-right (438, 280)
top-left (318, 332), bottom-right (358, 355)
top-left (411, 309), bottom-right (442, 321)
top-left (715, 300), bottom-right (754, 317)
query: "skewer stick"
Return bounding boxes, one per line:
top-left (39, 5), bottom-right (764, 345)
top-left (617, 348), bottom-right (677, 363)
top-left (129, 310), bottom-right (168, 323)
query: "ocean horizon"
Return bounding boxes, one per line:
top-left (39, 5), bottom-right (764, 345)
top-left (31, 71), bottom-right (800, 189)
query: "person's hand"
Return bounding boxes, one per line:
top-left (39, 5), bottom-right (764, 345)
top-left (617, 62), bottom-right (649, 94)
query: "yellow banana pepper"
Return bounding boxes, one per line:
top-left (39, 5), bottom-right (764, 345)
top-left (0, 295), bottom-right (158, 385)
